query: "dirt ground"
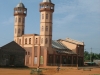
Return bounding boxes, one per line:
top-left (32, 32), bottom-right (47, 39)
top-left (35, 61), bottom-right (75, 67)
top-left (0, 67), bottom-right (100, 75)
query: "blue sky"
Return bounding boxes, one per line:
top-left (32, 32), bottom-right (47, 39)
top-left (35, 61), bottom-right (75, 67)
top-left (0, 0), bottom-right (100, 53)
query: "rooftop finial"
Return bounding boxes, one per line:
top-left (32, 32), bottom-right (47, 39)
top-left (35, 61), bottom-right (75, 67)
top-left (43, 0), bottom-right (51, 3)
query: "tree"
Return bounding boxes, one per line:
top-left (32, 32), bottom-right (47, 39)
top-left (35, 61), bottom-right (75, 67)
top-left (84, 51), bottom-right (100, 62)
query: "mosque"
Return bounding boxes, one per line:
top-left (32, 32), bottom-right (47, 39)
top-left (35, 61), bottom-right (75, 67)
top-left (0, 0), bottom-right (84, 67)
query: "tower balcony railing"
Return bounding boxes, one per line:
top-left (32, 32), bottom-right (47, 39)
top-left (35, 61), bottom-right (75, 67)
top-left (14, 13), bottom-right (26, 16)
top-left (40, 8), bottom-right (54, 12)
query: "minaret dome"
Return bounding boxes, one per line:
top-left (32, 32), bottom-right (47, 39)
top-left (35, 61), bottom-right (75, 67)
top-left (16, 2), bottom-right (25, 8)
top-left (14, 2), bottom-right (27, 16)
top-left (40, 0), bottom-right (54, 12)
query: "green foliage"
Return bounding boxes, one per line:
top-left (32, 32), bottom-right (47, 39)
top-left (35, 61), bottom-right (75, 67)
top-left (84, 51), bottom-right (100, 62)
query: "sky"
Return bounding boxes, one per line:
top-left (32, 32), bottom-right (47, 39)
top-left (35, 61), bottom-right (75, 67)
top-left (0, 0), bottom-right (100, 53)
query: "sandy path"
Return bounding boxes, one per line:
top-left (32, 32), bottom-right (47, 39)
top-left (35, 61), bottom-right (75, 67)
top-left (0, 68), bottom-right (100, 75)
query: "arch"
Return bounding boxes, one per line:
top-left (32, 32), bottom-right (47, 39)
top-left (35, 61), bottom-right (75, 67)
top-left (46, 26), bottom-right (48, 31)
top-left (28, 52), bottom-right (30, 55)
top-left (25, 38), bottom-right (27, 44)
top-left (25, 51), bottom-right (27, 55)
top-left (46, 14), bottom-right (48, 19)
top-left (22, 29), bottom-right (24, 34)
top-left (50, 14), bottom-right (52, 20)
top-left (45, 38), bottom-right (48, 44)
top-left (22, 18), bottom-right (25, 23)
top-left (29, 38), bottom-right (31, 44)
top-left (42, 14), bottom-right (44, 19)
top-left (18, 17), bottom-right (21, 23)
top-left (36, 38), bottom-right (38, 44)
top-left (51, 6), bottom-right (53, 9)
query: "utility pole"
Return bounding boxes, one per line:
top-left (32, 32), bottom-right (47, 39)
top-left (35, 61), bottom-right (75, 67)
top-left (90, 48), bottom-right (92, 62)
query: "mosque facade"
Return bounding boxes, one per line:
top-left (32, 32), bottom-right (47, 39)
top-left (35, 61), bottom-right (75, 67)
top-left (0, 0), bottom-right (84, 67)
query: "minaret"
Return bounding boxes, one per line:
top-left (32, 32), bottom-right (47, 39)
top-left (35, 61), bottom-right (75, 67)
top-left (39, 0), bottom-right (54, 47)
top-left (14, 2), bottom-right (27, 42)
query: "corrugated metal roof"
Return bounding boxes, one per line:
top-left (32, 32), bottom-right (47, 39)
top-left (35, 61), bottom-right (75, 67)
top-left (52, 40), bottom-right (76, 54)
top-left (52, 40), bottom-right (68, 49)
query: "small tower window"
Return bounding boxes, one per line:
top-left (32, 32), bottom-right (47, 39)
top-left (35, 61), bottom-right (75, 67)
top-left (41, 38), bottom-right (43, 44)
top-left (18, 28), bottom-right (20, 33)
top-left (18, 18), bottom-right (21, 23)
top-left (50, 38), bottom-right (51, 44)
top-left (42, 14), bottom-right (44, 19)
top-left (36, 38), bottom-right (38, 44)
top-left (26, 51), bottom-right (27, 55)
top-left (29, 38), bottom-right (31, 44)
top-left (46, 14), bottom-right (48, 19)
top-left (46, 26), bottom-right (48, 31)
top-left (28, 52), bottom-right (30, 55)
top-left (45, 38), bottom-right (48, 44)
top-left (23, 18), bottom-right (25, 23)
top-left (22, 29), bottom-right (24, 34)
top-left (50, 14), bottom-right (52, 20)
top-left (25, 38), bottom-right (27, 44)
top-left (24, 11), bottom-right (26, 14)
top-left (51, 6), bottom-right (53, 9)
top-left (46, 5), bottom-right (50, 8)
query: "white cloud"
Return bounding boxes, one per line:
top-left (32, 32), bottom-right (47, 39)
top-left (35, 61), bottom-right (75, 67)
top-left (55, 0), bottom-right (100, 14)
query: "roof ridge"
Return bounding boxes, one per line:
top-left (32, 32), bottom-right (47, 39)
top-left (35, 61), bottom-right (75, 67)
top-left (66, 38), bottom-right (84, 45)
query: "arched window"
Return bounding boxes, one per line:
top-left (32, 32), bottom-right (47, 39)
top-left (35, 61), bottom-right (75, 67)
top-left (51, 6), bottom-right (53, 9)
top-left (50, 14), bottom-right (52, 20)
top-left (18, 28), bottom-right (20, 33)
top-left (46, 14), bottom-right (48, 19)
top-left (18, 18), bottom-right (21, 23)
top-left (46, 26), bottom-right (48, 31)
top-left (22, 29), bottom-right (24, 34)
top-left (25, 51), bottom-right (27, 55)
top-left (42, 14), bottom-right (44, 19)
top-left (28, 52), bottom-right (30, 55)
top-left (25, 38), bottom-right (27, 44)
top-left (41, 38), bottom-right (43, 44)
top-left (29, 38), bottom-right (31, 44)
top-left (45, 38), bottom-right (48, 44)
top-left (36, 38), bottom-right (38, 44)
top-left (22, 18), bottom-right (25, 23)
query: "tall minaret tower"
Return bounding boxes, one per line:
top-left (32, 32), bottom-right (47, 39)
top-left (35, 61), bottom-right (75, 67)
top-left (39, 0), bottom-right (54, 47)
top-left (14, 2), bottom-right (27, 42)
